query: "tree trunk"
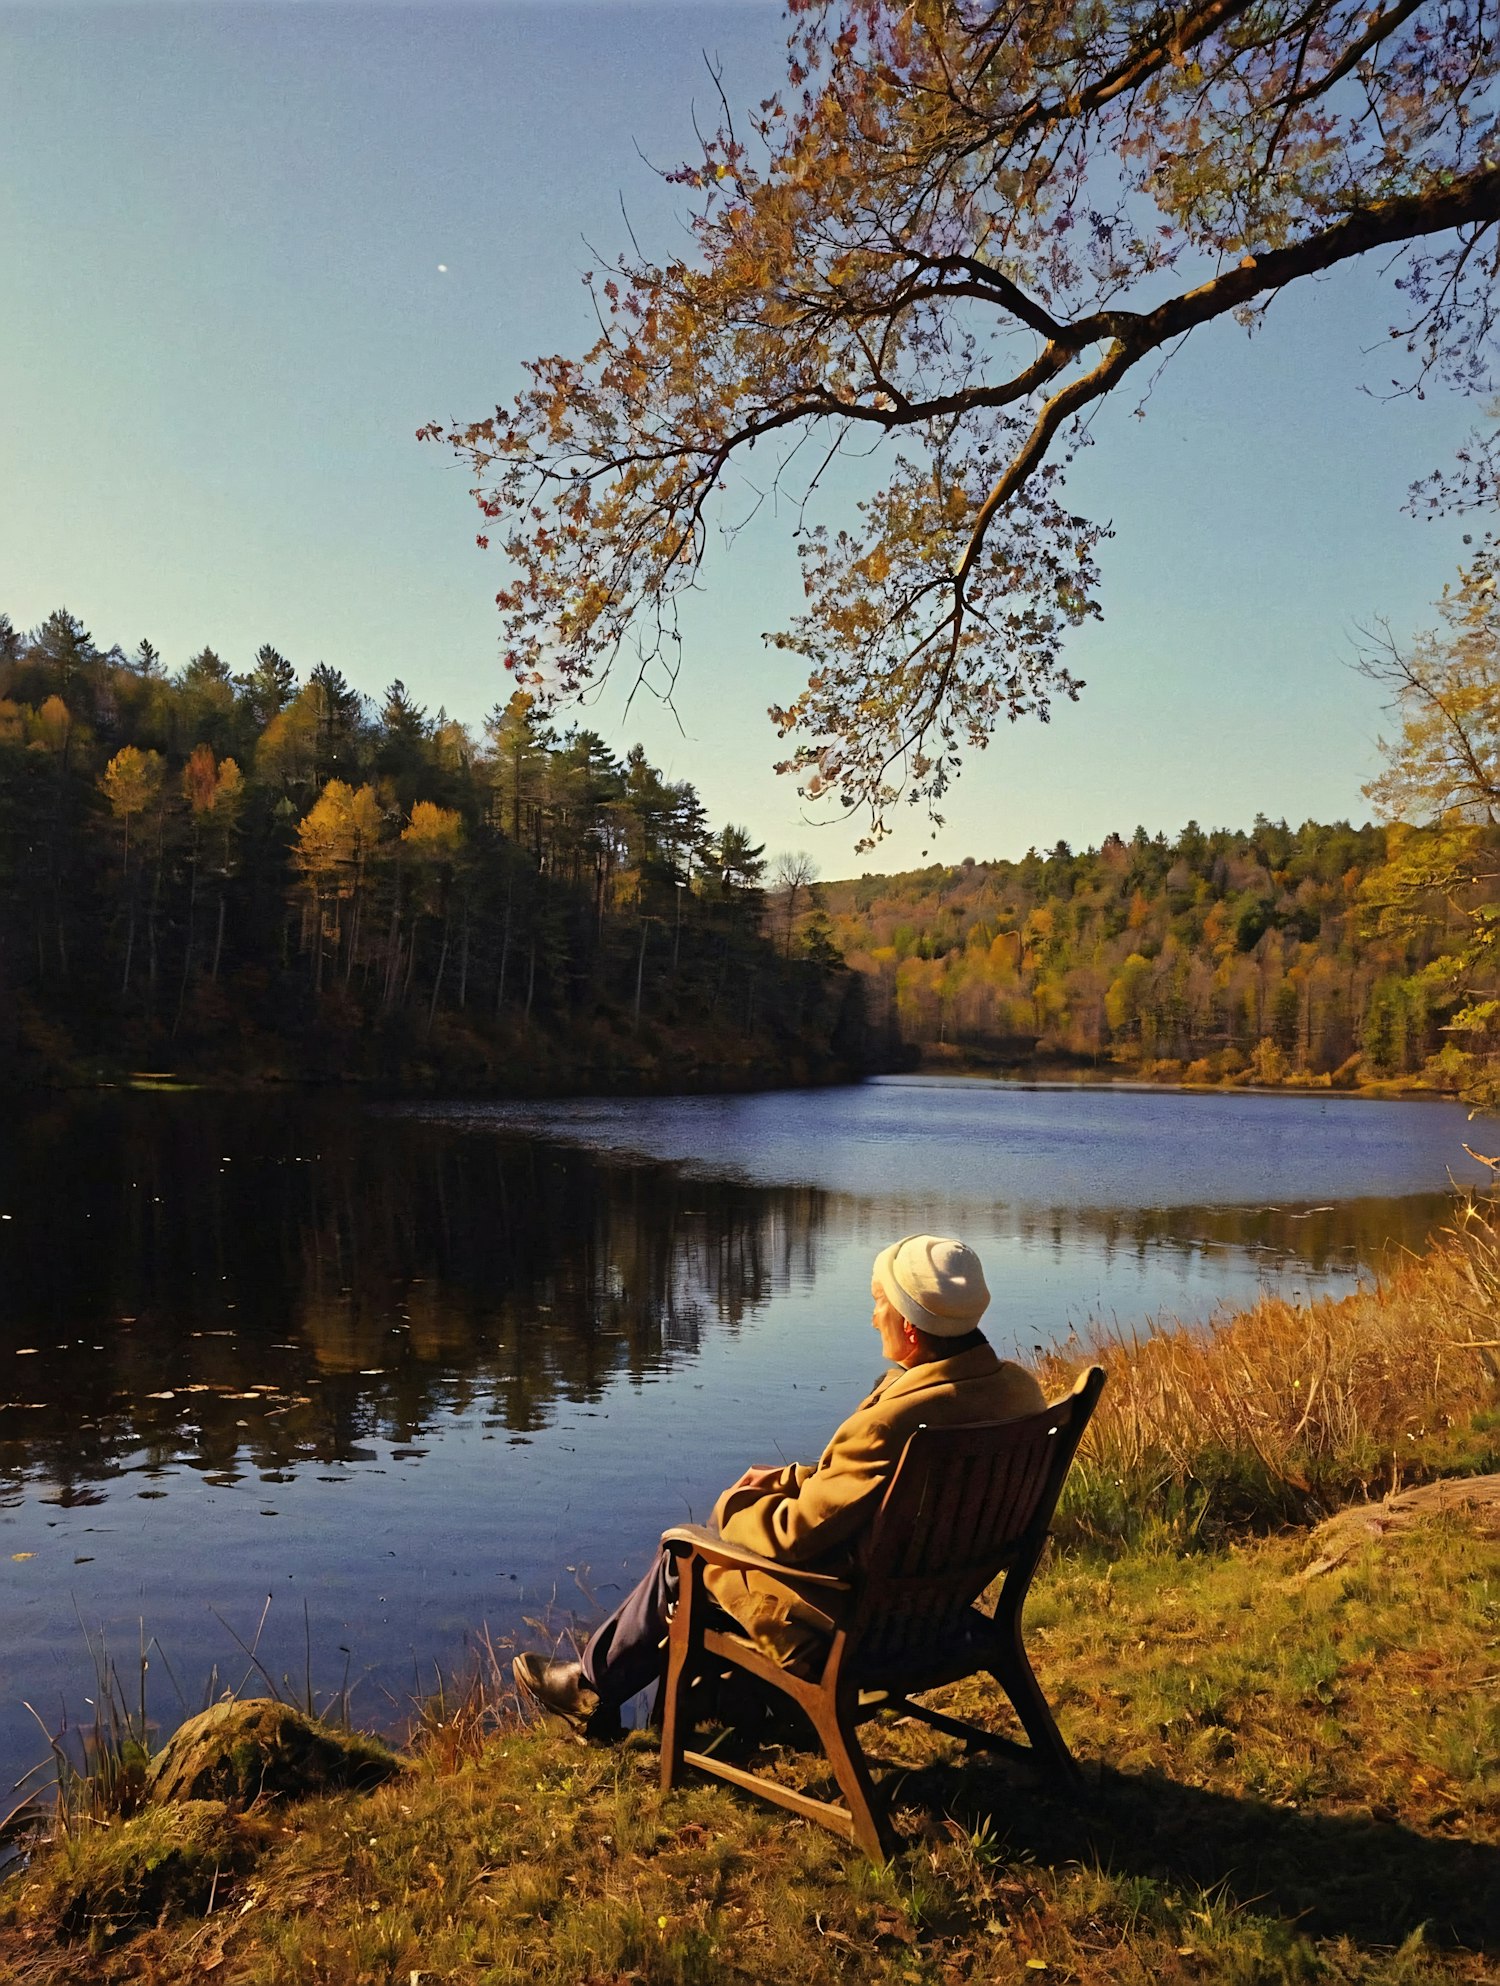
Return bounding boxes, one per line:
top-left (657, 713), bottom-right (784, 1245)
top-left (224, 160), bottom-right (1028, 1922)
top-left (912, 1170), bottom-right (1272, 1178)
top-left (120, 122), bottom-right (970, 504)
top-left (147, 844), bottom-right (162, 1011)
top-left (710, 933), bottom-right (729, 1020)
top-left (211, 892), bottom-right (226, 983)
top-left (494, 887), bottom-right (512, 1014)
top-left (427, 906), bottom-right (451, 1037)
top-left (633, 919), bottom-right (649, 1030)
top-left (173, 827), bottom-right (200, 1037)
top-left (345, 883), bottom-right (361, 989)
top-left (120, 832), bottom-right (135, 996)
top-left (383, 863), bottom-right (404, 1013)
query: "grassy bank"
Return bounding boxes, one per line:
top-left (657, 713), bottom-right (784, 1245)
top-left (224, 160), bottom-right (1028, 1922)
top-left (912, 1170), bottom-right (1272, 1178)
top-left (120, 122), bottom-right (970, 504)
top-left (3, 1219), bottom-right (1497, 1985)
top-left (1044, 1201), bottom-right (1500, 1547)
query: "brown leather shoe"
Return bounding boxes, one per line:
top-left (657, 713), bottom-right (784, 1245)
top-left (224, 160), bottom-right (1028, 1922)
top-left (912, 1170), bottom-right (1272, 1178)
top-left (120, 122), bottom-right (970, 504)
top-left (513, 1654), bottom-right (621, 1738)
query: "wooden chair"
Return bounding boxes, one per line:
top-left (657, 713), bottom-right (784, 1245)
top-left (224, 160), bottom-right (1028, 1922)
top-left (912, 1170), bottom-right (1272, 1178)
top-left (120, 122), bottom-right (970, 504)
top-left (657, 1365), bottom-right (1106, 1858)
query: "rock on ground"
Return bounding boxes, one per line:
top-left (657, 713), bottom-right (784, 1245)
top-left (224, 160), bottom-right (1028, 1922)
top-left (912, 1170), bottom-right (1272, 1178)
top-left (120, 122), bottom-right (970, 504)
top-left (1296, 1472), bottom-right (1500, 1581)
top-left (145, 1698), bottom-right (401, 1806)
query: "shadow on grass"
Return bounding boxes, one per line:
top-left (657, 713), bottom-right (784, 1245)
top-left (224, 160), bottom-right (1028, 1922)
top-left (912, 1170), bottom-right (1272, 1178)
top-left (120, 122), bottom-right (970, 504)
top-left (893, 1752), bottom-right (1499, 1954)
top-left (675, 1674), bottom-right (1496, 1954)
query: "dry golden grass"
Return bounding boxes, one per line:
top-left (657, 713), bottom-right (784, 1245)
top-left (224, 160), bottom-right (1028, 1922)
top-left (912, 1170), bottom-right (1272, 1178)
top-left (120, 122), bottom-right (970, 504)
top-left (1044, 1200), bottom-right (1500, 1544)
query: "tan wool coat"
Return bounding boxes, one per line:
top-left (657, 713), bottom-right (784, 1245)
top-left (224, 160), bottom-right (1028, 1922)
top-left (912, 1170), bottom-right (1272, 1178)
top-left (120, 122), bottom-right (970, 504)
top-left (703, 1341), bottom-right (1046, 1668)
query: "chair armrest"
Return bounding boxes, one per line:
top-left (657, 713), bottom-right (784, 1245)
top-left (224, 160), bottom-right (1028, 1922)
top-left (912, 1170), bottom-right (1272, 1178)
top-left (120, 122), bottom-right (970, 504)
top-left (659, 1523), bottom-right (851, 1591)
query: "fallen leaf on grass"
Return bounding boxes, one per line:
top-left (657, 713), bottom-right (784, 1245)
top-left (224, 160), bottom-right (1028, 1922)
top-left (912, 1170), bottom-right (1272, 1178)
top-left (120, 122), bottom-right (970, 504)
top-left (874, 1906), bottom-right (918, 1944)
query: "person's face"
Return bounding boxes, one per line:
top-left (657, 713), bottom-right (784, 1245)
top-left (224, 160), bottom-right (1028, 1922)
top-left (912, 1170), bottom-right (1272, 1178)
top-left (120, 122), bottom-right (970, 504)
top-left (871, 1276), bottom-right (918, 1365)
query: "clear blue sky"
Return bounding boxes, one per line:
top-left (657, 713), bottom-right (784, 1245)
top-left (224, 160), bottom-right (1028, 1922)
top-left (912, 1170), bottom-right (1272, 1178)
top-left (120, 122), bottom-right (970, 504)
top-left (0, 1), bottom-right (1481, 874)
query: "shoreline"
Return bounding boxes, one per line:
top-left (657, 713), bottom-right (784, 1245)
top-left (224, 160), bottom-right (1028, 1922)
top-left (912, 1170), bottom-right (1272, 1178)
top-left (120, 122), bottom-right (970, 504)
top-left (895, 1056), bottom-right (1465, 1104)
top-left (0, 1061), bottom-right (1463, 1106)
top-left (0, 1053), bottom-right (888, 1105)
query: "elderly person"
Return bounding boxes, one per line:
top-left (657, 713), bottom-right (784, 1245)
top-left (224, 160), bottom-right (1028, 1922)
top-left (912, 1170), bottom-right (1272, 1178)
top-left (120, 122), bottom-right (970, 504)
top-left (514, 1233), bottom-right (1044, 1734)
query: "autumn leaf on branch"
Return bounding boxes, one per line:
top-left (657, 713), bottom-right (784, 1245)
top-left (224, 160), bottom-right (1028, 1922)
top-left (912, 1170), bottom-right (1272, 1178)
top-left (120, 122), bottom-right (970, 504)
top-left (424, 0), bottom-right (1500, 844)
top-left (1359, 550), bottom-right (1500, 1104)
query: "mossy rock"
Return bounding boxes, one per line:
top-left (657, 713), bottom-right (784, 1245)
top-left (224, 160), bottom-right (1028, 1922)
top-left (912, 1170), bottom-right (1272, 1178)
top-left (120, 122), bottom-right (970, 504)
top-left (146, 1698), bottom-right (401, 1807)
top-left (16, 1799), bottom-right (266, 1939)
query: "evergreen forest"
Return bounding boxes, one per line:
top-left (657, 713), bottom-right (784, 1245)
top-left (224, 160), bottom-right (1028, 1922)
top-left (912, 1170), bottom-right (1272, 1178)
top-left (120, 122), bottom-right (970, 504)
top-left (0, 611), bottom-right (863, 1090)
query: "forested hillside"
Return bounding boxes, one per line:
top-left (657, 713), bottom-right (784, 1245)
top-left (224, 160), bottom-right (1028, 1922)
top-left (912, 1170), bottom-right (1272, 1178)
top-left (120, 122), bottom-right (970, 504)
top-left (825, 818), bottom-right (1485, 1089)
top-left (0, 610), bottom-right (864, 1089)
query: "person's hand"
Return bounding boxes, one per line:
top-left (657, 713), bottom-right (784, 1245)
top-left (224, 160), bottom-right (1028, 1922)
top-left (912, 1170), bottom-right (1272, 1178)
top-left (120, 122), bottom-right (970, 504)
top-left (729, 1464), bottom-right (784, 1494)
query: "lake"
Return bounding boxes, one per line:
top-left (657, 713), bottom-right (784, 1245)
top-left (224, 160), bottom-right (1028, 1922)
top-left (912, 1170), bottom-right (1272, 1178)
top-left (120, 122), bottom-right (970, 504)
top-left (0, 1078), bottom-right (1487, 1797)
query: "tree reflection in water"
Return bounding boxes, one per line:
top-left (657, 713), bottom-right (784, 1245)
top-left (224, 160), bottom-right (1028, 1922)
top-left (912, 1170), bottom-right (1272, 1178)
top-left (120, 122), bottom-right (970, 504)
top-left (0, 1093), bottom-right (1456, 1508)
top-left (0, 1093), bottom-right (828, 1503)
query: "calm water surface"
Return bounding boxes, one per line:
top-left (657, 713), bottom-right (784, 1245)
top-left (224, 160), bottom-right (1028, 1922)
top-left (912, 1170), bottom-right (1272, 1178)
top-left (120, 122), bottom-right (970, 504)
top-left (0, 1078), bottom-right (1485, 1793)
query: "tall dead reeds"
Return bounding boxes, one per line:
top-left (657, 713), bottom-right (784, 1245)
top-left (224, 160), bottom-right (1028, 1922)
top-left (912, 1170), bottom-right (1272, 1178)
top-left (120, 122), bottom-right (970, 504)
top-left (1044, 1199), bottom-right (1500, 1546)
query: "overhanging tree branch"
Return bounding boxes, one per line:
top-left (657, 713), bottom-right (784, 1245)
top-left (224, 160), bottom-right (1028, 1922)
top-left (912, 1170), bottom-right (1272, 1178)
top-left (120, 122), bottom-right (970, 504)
top-left (429, 0), bottom-right (1500, 841)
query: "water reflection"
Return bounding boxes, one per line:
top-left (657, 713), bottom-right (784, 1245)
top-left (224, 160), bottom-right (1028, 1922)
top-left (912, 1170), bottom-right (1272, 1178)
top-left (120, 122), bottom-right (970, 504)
top-left (0, 1092), bottom-right (1457, 1503)
top-left (0, 1094), bottom-right (830, 1498)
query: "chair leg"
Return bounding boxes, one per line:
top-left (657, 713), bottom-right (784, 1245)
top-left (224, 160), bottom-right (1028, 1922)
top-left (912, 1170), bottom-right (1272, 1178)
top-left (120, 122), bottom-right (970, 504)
top-left (813, 1688), bottom-right (892, 1860)
top-left (658, 1561), bottom-right (698, 1795)
top-left (990, 1626), bottom-right (1082, 1791)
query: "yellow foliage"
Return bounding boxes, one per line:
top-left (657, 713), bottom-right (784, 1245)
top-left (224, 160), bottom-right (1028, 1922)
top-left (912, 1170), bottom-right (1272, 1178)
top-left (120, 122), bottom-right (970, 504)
top-left (1104, 952), bottom-right (1152, 1034)
top-left (33, 695), bottom-right (71, 756)
top-left (100, 745), bottom-right (166, 823)
top-left (1023, 905), bottom-right (1054, 947)
top-left (215, 757), bottom-right (244, 809)
top-left (1249, 1037), bottom-right (1289, 1084)
top-left (297, 781), bottom-right (385, 886)
top-left (256, 688), bottom-right (320, 787)
top-left (987, 930), bottom-right (1021, 977)
top-left (402, 799), bottom-right (465, 862)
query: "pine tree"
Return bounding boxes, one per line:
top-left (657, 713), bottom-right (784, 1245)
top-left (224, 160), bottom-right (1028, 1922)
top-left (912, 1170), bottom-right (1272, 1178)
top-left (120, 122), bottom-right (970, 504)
top-left (240, 644), bottom-right (297, 725)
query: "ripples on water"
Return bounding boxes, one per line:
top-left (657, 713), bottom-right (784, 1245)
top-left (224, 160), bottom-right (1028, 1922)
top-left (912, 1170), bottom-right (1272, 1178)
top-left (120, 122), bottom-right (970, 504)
top-left (0, 1079), bottom-right (1484, 1790)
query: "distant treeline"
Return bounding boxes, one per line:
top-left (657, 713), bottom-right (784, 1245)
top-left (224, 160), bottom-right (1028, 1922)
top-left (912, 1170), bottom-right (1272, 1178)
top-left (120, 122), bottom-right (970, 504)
top-left (0, 610), bottom-right (865, 1088)
top-left (825, 819), bottom-right (1478, 1088)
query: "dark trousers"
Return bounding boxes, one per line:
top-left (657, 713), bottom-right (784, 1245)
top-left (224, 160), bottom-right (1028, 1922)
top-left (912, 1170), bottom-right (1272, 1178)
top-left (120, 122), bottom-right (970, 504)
top-left (580, 1547), bottom-right (681, 1706)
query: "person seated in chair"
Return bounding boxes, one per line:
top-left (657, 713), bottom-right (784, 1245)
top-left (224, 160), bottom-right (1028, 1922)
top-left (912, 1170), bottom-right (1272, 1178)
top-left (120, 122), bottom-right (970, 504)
top-left (513, 1232), bottom-right (1045, 1735)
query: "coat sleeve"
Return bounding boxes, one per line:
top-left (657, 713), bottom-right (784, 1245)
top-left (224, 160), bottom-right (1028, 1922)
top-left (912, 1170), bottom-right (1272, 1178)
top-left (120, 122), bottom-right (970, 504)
top-left (716, 1403), bottom-right (903, 1565)
top-left (709, 1460), bottom-right (810, 1534)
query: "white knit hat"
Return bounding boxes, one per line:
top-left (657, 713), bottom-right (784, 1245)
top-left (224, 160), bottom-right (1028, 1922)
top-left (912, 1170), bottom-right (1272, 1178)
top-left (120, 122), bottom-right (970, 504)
top-left (873, 1233), bottom-right (990, 1337)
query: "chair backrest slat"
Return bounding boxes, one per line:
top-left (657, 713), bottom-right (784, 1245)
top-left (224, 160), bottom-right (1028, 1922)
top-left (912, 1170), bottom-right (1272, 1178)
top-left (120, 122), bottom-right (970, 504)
top-left (844, 1367), bottom-right (1106, 1661)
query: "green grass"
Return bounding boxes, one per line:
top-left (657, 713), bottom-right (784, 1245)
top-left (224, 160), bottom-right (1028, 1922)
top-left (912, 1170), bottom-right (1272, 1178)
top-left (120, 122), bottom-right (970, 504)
top-left (2, 1505), bottom-right (1495, 1984)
